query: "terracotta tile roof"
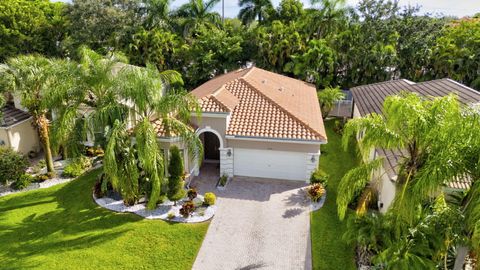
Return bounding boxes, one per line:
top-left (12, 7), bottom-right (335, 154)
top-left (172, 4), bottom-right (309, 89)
top-left (199, 96), bottom-right (230, 113)
top-left (150, 119), bottom-right (196, 138)
top-left (353, 78), bottom-right (480, 190)
top-left (191, 67), bottom-right (327, 141)
top-left (1, 105), bottom-right (31, 127)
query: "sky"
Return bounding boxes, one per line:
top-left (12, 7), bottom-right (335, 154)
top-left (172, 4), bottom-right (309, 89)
top-left (54, 0), bottom-right (480, 18)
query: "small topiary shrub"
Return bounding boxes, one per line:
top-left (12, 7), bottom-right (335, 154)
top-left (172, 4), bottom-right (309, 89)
top-left (204, 192), bottom-right (216, 206)
top-left (168, 146), bottom-right (185, 205)
top-left (310, 168), bottom-right (328, 187)
top-left (218, 174), bottom-right (228, 187)
top-left (307, 183), bottom-right (326, 203)
top-left (187, 188), bottom-right (197, 200)
top-left (179, 201), bottom-right (195, 218)
top-left (167, 211), bottom-right (175, 219)
top-left (62, 156), bottom-right (91, 177)
top-left (12, 174), bottom-right (33, 190)
top-left (0, 147), bottom-right (29, 185)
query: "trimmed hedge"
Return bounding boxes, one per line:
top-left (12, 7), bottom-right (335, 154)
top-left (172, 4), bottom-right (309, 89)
top-left (0, 147), bottom-right (28, 184)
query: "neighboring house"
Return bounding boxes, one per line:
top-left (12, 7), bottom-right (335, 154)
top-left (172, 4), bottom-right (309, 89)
top-left (351, 78), bottom-right (479, 212)
top-left (0, 102), bottom-right (40, 155)
top-left (171, 66), bottom-right (327, 182)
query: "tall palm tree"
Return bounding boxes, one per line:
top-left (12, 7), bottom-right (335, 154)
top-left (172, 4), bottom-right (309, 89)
top-left (307, 0), bottom-right (347, 38)
top-left (0, 55), bottom-right (70, 173)
top-left (144, 0), bottom-right (172, 29)
top-left (317, 86), bottom-right (345, 119)
top-left (337, 93), bottom-right (466, 222)
top-left (174, 0), bottom-right (221, 36)
top-left (238, 0), bottom-right (273, 25)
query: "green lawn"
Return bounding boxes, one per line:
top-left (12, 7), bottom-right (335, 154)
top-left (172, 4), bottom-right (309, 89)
top-left (311, 119), bottom-right (360, 270)
top-left (0, 169), bottom-right (209, 270)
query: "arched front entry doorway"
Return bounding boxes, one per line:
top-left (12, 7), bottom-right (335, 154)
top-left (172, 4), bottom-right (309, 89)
top-left (195, 127), bottom-right (223, 177)
top-left (201, 132), bottom-right (220, 161)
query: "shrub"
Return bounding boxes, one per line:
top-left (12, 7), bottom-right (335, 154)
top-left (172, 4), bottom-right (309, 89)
top-left (12, 174), bottom-right (33, 190)
top-left (32, 159), bottom-right (46, 174)
top-left (187, 188), bottom-right (197, 200)
top-left (310, 168), bottom-right (328, 187)
top-left (204, 192), bottom-right (216, 206)
top-left (62, 156), bottom-right (91, 178)
top-left (218, 174), bottom-right (228, 186)
top-left (35, 173), bottom-right (50, 182)
top-left (179, 201), bottom-right (195, 218)
top-left (307, 183), bottom-right (326, 203)
top-left (167, 211), bottom-right (175, 219)
top-left (93, 178), bottom-right (104, 198)
top-left (168, 146), bottom-right (185, 205)
top-left (0, 147), bottom-right (29, 185)
top-left (333, 119), bottom-right (345, 134)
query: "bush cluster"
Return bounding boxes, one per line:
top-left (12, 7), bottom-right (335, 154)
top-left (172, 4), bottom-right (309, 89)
top-left (0, 147), bottom-right (29, 185)
top-left (12, 174), bottom-right (33, 190)
top-left (62, 156), bottom-right (92, 178)
top-left (310, 168), bottom-right (329, 187)
top-left (204, 192), bottom-right (216, 206)
top-left (307, 183), bottom-right (326, 203)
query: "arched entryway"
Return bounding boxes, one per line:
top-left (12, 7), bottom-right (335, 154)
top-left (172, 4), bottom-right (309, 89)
top-left (195, 127), bottom-right (223, 177)
top-left (201, 132), bottom-right (220, 161)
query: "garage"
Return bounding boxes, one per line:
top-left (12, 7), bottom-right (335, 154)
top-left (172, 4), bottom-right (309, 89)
top-left (233, 148), bottom-right (307, 181)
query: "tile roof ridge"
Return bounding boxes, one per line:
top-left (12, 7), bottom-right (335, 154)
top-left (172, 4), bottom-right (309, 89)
top-left (241, 66), bottom-right (256, 78)
top-left (351, 79), bottom-right (412, 90)
top-left (238, 77), bottom-right (326, 140)
top-left (208, 94), bottom-right (230, 112)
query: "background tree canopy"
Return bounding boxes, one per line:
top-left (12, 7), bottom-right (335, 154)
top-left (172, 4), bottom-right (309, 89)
top-left (0, 0), bottom-right (478, 90)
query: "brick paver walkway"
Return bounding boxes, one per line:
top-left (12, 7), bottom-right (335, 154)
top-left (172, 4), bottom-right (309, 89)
top-left (191, 171), bottom-right (312, 270)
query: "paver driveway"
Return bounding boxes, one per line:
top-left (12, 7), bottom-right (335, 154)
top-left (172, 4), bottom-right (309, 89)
top-left (191, 173), bottom-right (312, 270)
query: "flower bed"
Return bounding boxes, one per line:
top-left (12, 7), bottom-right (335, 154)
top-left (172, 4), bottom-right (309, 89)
top-left (93, 193), bottom-right (216, 223)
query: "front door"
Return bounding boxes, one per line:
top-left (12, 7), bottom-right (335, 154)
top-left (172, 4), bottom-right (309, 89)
top-left (204, 132), bottom-right (220, 160)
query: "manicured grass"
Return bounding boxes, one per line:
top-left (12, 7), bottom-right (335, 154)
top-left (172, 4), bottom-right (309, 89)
top-left (311, 119), bottom-right (360, 270)
top-left (0, 169), bottom-right (209, 269)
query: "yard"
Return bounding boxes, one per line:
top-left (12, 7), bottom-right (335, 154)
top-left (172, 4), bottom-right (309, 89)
top-left (0, 169), bottom-right (209, 270)
top-left (310, 119), bottom-right (360, 270)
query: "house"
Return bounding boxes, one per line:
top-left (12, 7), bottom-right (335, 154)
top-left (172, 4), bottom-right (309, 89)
top-left (351, 78), bottom-right (480, 212)
top-left (155, 67), bottom-right (327, 182)
top-left (0, 97), bottom-right (40, 155)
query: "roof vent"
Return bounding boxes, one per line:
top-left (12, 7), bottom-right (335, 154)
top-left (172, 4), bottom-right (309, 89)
top-left (262, 79), bottom-right (267, 84)
top-left (278, 87), bottom-right (284, 92)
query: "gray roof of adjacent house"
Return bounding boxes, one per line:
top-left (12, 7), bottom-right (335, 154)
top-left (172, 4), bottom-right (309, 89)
top-left (351, 78), bottom-right (480, 190)
top-left (0, 105), bottom-right (31, 127)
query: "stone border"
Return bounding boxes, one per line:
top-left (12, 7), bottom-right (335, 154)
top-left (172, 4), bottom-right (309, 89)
top-left (0, 160), bottom-right (101, 198)
top-left (93, 194), bottom-right (216, 223)
top-left (310, 191), bottom-right (327, 212)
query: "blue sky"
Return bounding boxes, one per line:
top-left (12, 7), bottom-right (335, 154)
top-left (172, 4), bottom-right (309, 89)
top-left (54, 0), bottom-right (480, 18)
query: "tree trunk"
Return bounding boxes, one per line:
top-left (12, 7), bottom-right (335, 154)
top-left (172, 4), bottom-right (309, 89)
top-left (454, 245), bottom-right (468, 270)
top-left (36, 114), bottom-right (55, 174)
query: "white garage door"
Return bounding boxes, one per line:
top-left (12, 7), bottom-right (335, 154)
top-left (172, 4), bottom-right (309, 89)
top-left (233, 148), bottom-right (306, 181)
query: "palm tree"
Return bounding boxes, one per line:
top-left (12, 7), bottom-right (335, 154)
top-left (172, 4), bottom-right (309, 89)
top-left (56, 48), bottom-right (202, 209)
top-left (317, 86), bottom-right (345, 119)
top-left (337, 93), bottom-right (466, 222)
top-left (0, 55), bottom-right (70, 173)
top-left (307, 0), bottom-right (348, 38)
top-left (238, 0), bottom-right (273, 25)
top-left (144, 0), bottom-right (172, 29)
top-left (174, 0), bottom-right (221, 36)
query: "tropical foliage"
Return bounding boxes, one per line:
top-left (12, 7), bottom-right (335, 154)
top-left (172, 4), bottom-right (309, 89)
top-left (0, 0), bottom-right (477, 90)
top-left (339, 93), bottom-right (480, 268)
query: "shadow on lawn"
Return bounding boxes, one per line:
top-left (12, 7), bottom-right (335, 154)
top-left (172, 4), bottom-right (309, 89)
top-left (0, 169), bottom-right (138, 269)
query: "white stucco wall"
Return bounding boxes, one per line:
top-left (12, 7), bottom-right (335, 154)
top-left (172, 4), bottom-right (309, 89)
top-left (0, 119), bottom-right (40, 154)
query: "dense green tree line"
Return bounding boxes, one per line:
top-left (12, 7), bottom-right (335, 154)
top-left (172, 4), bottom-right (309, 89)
top-left (0, 0), bottom-right (478, 90)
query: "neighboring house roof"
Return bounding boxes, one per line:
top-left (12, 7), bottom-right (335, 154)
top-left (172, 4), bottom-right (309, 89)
top-left (352, 78), bottom-right (479, 189)
top-left (0, 105), bottom-right (31, 128)
top-left (191, 67), bottom-right (327, 142)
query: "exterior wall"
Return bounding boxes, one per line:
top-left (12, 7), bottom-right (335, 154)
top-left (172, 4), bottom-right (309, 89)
top-left (0, 129), bottom-right (9, 148)
top-left (1, 119), bottom-right (40, 154)
top-left (227, 139), bottom-right (320, 153)
top-left (191, 114), bottom-right (228, 147)
top-left (378, 169), bottom-right (396, 213)
top-left (352, 104), bottom-right (361, 119)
